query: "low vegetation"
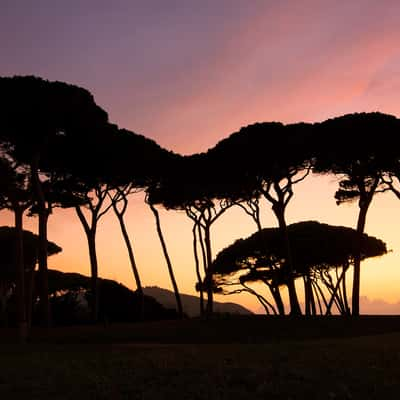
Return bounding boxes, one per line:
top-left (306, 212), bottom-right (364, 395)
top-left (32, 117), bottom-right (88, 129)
top-left (1, 317), bottom-right (400, 399)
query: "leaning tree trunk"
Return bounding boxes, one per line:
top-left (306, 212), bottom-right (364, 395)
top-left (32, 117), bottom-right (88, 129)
top-left (14, 206), bottom-right (28, 343)
top-left (273, 204), bottom-right (302, 316)
top-left (149, 203), bottom-right (183, 318)
top-left (342, 263), bottom-right (350, 315)
top-left (242, 282), bottom-right (276, 315)
top-left (325, 265), bottom-right (349, 315)
top-left (303, 270), bottom-right (316, 316)
top-left (269, 285), bottom-right (285, 315)
top-left (75, 206), bottom-right (100, 323)
top-left (192, 224), bottom-right (205, 316)
top-left (113, 206), bottom-right (145, 320)
top-left (117, 216), bottom-right (143, 295)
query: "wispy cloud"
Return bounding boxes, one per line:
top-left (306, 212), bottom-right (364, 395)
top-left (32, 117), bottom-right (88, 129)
top-left (254, 296), bottom-right (400, 315)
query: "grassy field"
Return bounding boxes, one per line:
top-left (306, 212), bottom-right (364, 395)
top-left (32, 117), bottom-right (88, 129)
top-left (1, 316), bottom-right (400, 399)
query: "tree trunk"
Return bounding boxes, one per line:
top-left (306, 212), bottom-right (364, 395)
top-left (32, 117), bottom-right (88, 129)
top-left (237, 199), bottom-right (263, 231)
top-left (116, 213), bottom-right (143, 294)
top-left (303, 275), bottom-right (311, 316)
top-left (192, 225), bottom-right (205, 316)
top-left (325, 266), bottom-right (348, 315)
top-left (308, 273), bottom-right (316, 316)
top-left (75, 206), bottom-right (101, 323)
top-left (352, 203), bottom-right (368, 316)
top-left (0, 282), bottom-right (7, 327)
top-left (31, 156), bottom-right (51, 327)
top-left (342, 264), bottom-right (350, 315)
top-left (312, 281), bottom-right (323, 315)
top-left (269, 285), bottom-right (285, 315)
top-left (116, 212), bottom-right (145, 319)
top-left (273, 205), bottom-right (302, 315)
top-left (149, 203), bottom-right (183, 318)
top-left (38, 209), bottom-right (50, 326)
top-left (25, 263), bottom-right (36, 329)
top-left (314, 280), bottom-right (329, 314)
top-left (87, 230), bottom-right (100, 322)
top-left (14, 206), bottom-right (27, 343)
top-left (204, 225), bottom-right (214, 315)
top-left (304, 271), bottom-right (316, 316)
top-left (242, 283), bottom-right (275, 314)
top-left (197, 224), bottom-right (208, 276)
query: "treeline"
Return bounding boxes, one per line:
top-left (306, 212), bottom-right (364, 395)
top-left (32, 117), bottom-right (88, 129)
top-left (1, 76), bottom-right (400, 342)
top-left (0, 228), bottom-right (178, 327)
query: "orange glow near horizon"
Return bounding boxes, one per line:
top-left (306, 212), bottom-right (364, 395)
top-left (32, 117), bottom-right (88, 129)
top-left (2, 174), bottom-right (400, 314)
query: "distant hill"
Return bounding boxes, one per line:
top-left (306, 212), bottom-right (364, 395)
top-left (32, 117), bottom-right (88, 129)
top-left (143, 286), bottom-right (253, 317)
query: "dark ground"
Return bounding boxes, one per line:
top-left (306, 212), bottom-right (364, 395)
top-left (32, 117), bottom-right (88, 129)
top-left (1, 316), bottom-right (400, 399)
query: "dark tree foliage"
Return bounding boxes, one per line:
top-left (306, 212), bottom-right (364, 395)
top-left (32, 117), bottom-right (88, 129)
top-left (0, 156), bottom-right (33, 340)
top-left (212, 221), bottom-right (387, 315)
top-left (0, 75), bottom-right (112, 326)
top-left (72, 125), bottom-right (177, 321)
top-left (0, 75), bottom-right (110, 173)
top-left (147, 153), bottom-right (236, 316)
top-left (206, 122), bottom-right (314, 315)
top-left (0, 227), bottom-right (61, 272)
top-left (0, 227), bottom-right (61, 327)
top-left (312, 112), bottom-right (400, 315)
top-left (104, 128), bottom-right (175, 186)
top-left (42, 270), bottom-right (179, 325)
top-left (0, 75), bottom-right (181, 325)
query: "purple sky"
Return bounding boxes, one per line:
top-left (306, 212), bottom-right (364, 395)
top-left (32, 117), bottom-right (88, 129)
top-left (2, 1), bottom-right (400, 154)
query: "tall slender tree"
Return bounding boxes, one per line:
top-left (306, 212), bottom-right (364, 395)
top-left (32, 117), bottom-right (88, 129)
top-left (104, 128), bottom-right (180, 318)
top-left (146, 195), bottom-right (184, 318)
top-left (147, 154), bottom-right (235, 316)
top-left (75, 183), bottom-right (112, 322)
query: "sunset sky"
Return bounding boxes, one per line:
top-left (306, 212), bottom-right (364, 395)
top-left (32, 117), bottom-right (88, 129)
top-left (2, 0), bottom-right (400, 313)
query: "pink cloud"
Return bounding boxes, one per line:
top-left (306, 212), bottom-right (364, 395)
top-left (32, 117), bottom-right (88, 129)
top-left (254, 297), bottom-right (400, 315)
top-left (360, 296), bottom-right (400, 315)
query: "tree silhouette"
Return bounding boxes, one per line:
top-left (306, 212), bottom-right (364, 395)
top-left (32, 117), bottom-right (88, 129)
top-left (43, 270), bottom-right (178, 324)
top-left (208, 122), bottom-right (313, 315)
top-left (213, 221), bottom-right (387, 315)
top-left (147, 153), bottom-right (236, 316)
top-left (0, 75), bottom-right (111, 326)
top-left (146, 195), bottom-right (184, 318)
top-left (0, 156), bottom-right (32, 341)
top-left (75, 182), bottom-right (112, 322)
top-left (108, 185), bottom-right (144, 308)
top-left (0, 227), bottom-right (61, 330)
top-left (313, 112), bottom-right (399, 315)
top-left (105, 128), bottom-right (182, 318)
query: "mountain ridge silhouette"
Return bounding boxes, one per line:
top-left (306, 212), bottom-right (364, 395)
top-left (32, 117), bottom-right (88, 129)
top-left (143, 286), bottom-right (253, 317)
